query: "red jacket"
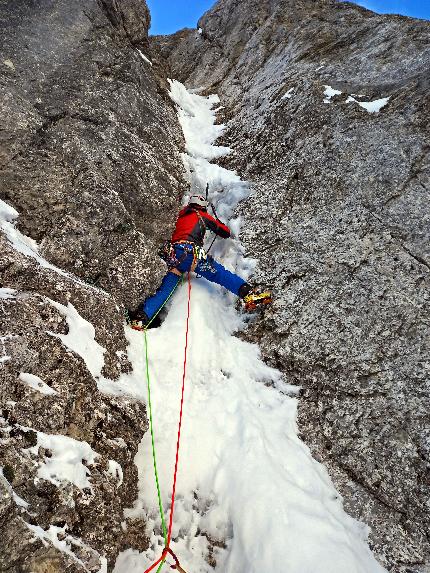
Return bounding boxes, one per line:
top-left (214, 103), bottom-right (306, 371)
top-left (171, 207), bottom-right (230, 246)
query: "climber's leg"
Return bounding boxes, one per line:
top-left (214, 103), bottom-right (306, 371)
top-left (195, 257), bottom-right (247, 296)
top-left (141, 271), bottom-right (182, 320)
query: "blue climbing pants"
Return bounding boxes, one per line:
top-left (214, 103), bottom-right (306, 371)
top-left (141, 243), bottom-right (247, 319)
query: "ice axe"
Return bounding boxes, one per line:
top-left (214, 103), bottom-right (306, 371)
top-left (204, 182), bottom-right (226, 254)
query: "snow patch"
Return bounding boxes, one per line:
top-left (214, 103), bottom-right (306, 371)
top-left (25, 429), bottom-right (98, 490)
top-left (198, 27), bottom-right (203, 35)
top-left (0, 334), bottom-right (15, 365)
top-left (281, 87), bottom-right (294, 100)
top-left (0, 288), bottom-right (16, 299)
top-left (0, 199), bottom-right (69, 277)
top-left (19, 372), bottom-right (58, 396)
top-left (0, 466), bottom-right (30, 508)
top-left (347, 95), bottom-right (390, 113)
top-left (48, 299), bottom-right (106, 379)
top-left (108, 460), bottom-right (124, 486)
top-left (137, 49), bottom-right (153, 66)
top-left (323, 84), bottom-right (342, 103)
top-left (25, 522), bottom-right (107, 572)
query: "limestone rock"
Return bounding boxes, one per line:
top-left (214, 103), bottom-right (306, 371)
top-left (0, 0), bottom-right (186, 305)
top-left (0, 0), bottom-right (186, 570)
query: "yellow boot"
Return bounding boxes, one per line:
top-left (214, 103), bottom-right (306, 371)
top-left (243, 290), bottom-right (272, 310)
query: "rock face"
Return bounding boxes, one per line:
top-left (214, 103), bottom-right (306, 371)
top-left (0, 0), bottom-right (186, 304)
top-left (154, 1), bottom-right (430, 570)
top-left (1, 0), bottom-right (186, 571)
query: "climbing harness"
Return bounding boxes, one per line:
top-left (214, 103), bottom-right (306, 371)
top-left (158, 240), bottom-right (216, 275)
top-left (158, 240), bottom-right (179, 268)
top-left (193, 244), bottom-right (216, 274)
top-left (142, 272), bottom-right (192, 573)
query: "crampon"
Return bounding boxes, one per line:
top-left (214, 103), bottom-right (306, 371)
top-left (125, 309), bottom-right (161, 331)
top-left (243, 290), bottom-right (272, 311)
top-left (129, 320), bottom-right (145, 331)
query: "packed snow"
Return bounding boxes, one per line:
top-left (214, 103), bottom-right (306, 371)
top-left (282, 87), bottom-right (295, 100)
top-left (323, 84), bottom-right (342, 103)
top-left (346, 95), bottom-right (390, 113)
top-left (138, 49), bottom-right (153, 66)
top-left (112, 81), bottom-right (386, 573)
top-left (19, 372), bottom-right (58, 396)
top-left (25, 522), bottom-right (107, 573)
top-left (25, 428), bottom-right (99, 490)
top-left (48, 299), bottom-right (106, 379)
top-left (0, 198), bottom-right (69, 277)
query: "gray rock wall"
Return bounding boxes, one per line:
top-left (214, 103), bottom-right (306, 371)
top-left (1, 0), bottom-right (186, 570)
top-left (1, 0), bottom-right (186, 304)
top-left (154, 1), bottom-right (430, 570)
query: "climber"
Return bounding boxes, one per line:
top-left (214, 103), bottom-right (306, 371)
top-left (127, 194), bottom-right (271, 330)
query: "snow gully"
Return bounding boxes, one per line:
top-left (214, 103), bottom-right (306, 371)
top-left (113, 81), bottom-right (387, 573)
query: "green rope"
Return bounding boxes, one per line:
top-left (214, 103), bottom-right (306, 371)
top-left (145, 273), bottom-right (183, 329)
top-left (144, 328), bottom-right (168, 544)
top-left (142, 272), bottom-right (185, 573)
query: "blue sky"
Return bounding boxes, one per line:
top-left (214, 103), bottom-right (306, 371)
top-left (351, 0), bottom-right (430, 20)
top-left (147, 0), bottom-right (430, 35)
top-left (146, 0), bottom-right (215, 35)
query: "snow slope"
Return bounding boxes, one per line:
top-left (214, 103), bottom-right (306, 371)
top-left (113, 81), bottom-right (386, 573)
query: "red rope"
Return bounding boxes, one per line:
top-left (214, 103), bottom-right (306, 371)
top-left (143, 273), bottom-right (192, 573)
top-left (167, 272), bottom-right (191, 547)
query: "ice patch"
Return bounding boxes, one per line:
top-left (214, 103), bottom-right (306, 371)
top-left (19, 372), bottom-right (58, 396)
top-left (137, 49), bottom-right (153, 66)
top-left (323, 84), bottom-right (342, 103)
top-left (48, 299), bottom-right (106, 379)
